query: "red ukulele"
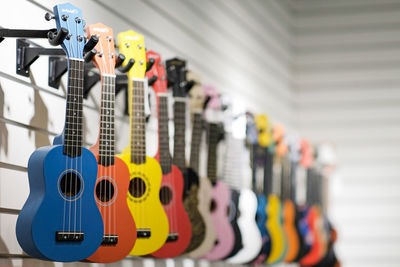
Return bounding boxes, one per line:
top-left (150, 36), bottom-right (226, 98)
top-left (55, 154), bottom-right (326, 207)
top-left (86, 23), bottom-right (136, 263)
top-left (148, 51), bottom-right (192, 258)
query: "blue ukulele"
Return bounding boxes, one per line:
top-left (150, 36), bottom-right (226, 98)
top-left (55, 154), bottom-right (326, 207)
top-left (16, 3), bottom-right (103, 262)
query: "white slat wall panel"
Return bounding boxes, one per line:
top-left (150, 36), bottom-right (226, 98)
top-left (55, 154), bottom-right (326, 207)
top-left (0, 0), bottom-right (294, 266)
top-left (292, 1), bottom-right (400, 266)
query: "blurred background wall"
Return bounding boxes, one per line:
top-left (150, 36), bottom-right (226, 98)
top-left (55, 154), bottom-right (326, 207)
top-left (0, 1), bottom-right (399, 267)
top-left (292, 1), bottom-right (400, 266)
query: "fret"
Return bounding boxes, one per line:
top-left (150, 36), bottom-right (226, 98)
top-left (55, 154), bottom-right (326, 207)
top-left (130, 79), bottom-right (146, 164)
top-left (63, 59), bottom-right (84, 157)
top-left (173, 101), bottom-right (187, 171)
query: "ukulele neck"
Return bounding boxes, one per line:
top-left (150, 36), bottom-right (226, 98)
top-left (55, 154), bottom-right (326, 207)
top-left (129, 78), bottom-right (146, 164)
top-left (189, 112), bottom-right (202, 174)
top-left (207, 123), bottom-right (219, 185)
top-left (98, 74), bottom-right (116, 166)
top-left (158, 94), bottom-right (172, 174)
top-left (63, 59), bottom-right (84, 157)
top-left (173, 99), bottom-right (186, 171)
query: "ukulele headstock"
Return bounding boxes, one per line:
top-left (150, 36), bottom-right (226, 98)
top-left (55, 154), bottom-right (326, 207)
top-left (273, 124), bottom-right (288, 157)
top-left (53, 3), bottom-right (85, 59)
top-left (166, 58), bottom-right (192, 97)
top-left (187, 71), bottom-right (204, 113)
top-left (300, 139), bottom-right (314, 169)
top-left (117, 30), bottom-right (146, 79)
top-left (288, 135), bottom-right (301, 164)
top-left (86, 23), bottom-right (115, 75)
top-left (254, 114), bottom-right (272, 148)
top-left (246, 112), bottom-right (259, 145)
top-left (146, 50), bottom-right (167, 94)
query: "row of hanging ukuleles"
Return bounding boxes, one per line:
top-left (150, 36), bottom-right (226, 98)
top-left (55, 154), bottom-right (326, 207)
top-left (14, 3), bottom-right (339, 266)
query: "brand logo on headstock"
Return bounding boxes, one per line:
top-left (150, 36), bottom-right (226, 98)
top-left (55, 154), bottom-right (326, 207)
top-left (93, 27), bottom-right (109, 32)
top-left (61, 8), bottom-right (78, 14)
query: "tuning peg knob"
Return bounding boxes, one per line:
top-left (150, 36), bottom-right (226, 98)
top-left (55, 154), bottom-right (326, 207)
top-left (45, 12), bottom-right (55, 21)
top-left (148, 75), bottom-right (158, 86)
top-left (146, 58), bottom-right (155, 72)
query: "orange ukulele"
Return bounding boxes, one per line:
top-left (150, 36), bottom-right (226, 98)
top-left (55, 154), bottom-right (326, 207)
top-left (86, 23), bottom-right (136, 262)
top-left (148, 52), bottom-right (192, 258)
top-left (281, 137), bottom-right (300, 263)
top-left (300, 139), bottom-right (327, 266)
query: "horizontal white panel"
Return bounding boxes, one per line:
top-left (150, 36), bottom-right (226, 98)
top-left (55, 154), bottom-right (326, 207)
top-left (291, 0), bottom-right (400, 12)
top-left (295, 87), bottom-right (400, 107)
top-left (296, 66), bottom-right (400, 85)
top-left (296, 27), bottom-right (400, 49)
top-left (295, 46), bottom-right (400, 67)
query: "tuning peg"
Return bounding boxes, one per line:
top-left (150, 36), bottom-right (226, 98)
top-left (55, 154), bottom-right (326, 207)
top-left (146, 58), bottom-right (155, 72)
top-left (203, 96), bottom-right (211, 110)
top-left (84, 35), bottom-right (99, 53)
top-left (185, 80), bottom-right (195, 92)
top-left (47, 27), bottom-right (68, 46)
top-left (84, 49), bottom-right (96, 63)
top-left (148, 75), bottom-right (158, 86)
top-left (118, 58), bottom-right (135, 73)
top-left (45, 12), bottom-right (55, 21)
top-left (115, 54), bottom-right (125, 68)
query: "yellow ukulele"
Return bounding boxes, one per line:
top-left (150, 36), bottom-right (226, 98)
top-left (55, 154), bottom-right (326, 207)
top-left (117, 30), bottom-right (168, 256)
top-left (265, 122), bottom-right (288, 264)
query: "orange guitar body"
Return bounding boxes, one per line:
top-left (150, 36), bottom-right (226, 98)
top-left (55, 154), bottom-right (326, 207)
top-left (300, 206), bottom-right (326, 266)
top-left (152, 165), bottom-right (192, 258)
top-left (87, 153), bottom-right (136, 263)
top-left (283, 200), bottom-right (299, 262)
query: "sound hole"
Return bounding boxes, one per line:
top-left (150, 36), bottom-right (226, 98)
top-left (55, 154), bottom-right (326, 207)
top-left (160, 186), bottom-right (172, 205)
top-left (60, 172), bottom-right (81, 198)
top-left (210, 199), bottom-right (217, 212)
top-left (129, 177), bottom-right (146, 198)
top-left (96, 180), bottom-right (115, 203)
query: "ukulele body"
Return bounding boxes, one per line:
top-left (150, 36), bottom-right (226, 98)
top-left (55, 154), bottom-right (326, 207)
top-left (186, 176), bottom-right (216, 258)
top-left (16, 145), bottom-right (103, 262)
top-left (86, 154), bottom-right (136, 263)
top-left (293, 206), bottom-right (309, 261)
top-left (300, 206), bottom-right (325, 265)
top-left (182, 167), bottom-right (207, 253)
top-left (283, 199), bottom-right (300, 262)
top-left (117, 149), bottom-right (169, 256)
top-left (227, 188), bottom-right (262, 264)
top-left (266, 194), bottom-right (287, 264)
top-left (152, 165), bottom-right (192, 258)
top-left (203, 181), bottom-right (234, 260)
top-left (224, 189), bottom-right (243, 259)
top-left (252, 194), bottom-right (271, 264)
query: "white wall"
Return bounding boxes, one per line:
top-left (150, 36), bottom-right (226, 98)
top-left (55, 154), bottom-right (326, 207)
top-left (0, 0), bottom-right (293, 266)
top-left (292, 1), bottom-right (400, 267)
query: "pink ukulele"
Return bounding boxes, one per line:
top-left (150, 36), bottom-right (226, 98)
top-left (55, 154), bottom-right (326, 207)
top-left (202, 85), bottom-right (235, 260)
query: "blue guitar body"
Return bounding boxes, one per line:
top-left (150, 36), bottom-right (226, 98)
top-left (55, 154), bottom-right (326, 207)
top-left (16, 144), bottom-right (103, 261)
top-left (252, 194), bottom-right (271, 264)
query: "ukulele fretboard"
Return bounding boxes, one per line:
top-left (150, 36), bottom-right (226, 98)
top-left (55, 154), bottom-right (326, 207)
top-left (173, 100), bottom-right (187, 171)
top-left (98, 75), bottom-right (116, 166)
top-left (64, 59), bottom-right (84, 157)
top-left (207, 123), bottom-right (221, 184)
top-left (130, 79), bottom-right (146, 164)
top-left (158, 95), bottom-right (172, 174)
top-left (189, 112), bottom-right (203, 174)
